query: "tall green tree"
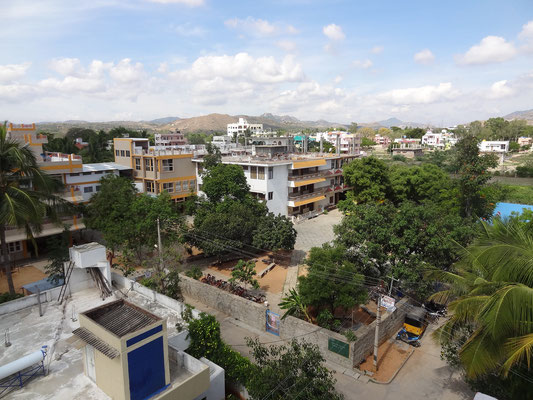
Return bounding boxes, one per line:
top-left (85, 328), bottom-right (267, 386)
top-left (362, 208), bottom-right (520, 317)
top-left (0, 122), bottom-right (69, 294)
top-left (229, 259), bottom-right (259, 289)
top-left (201, 163), bottom-right (250, 203)
top-left (252, 213), bottom-right (296, 251)
top-left (428, 217), bottom-right (533, 397)
top-left (246, 338), bottom-right (344, 400)
top-left (452, 135), bottom-right (498, 218)
top-left (298, 244), bottom-right (367, 313)
top-left (341, 156), bottom-right (393, 205)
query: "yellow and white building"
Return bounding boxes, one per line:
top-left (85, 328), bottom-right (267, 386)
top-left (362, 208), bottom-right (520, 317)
top-left (113, 138), bottom-right (197, 202)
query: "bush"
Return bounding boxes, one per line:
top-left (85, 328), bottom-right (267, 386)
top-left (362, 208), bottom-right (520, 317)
top-left (187, 313), bottom-right (252, 386)
top-left (0, 292), bottom-right (24, 304)
top-left (185, 267), bottom-right (203, 280)
top-left (392, 155), bottom-right (407, 162)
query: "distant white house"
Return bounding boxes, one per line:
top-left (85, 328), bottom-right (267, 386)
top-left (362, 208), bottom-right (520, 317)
top-left (479, 140), bottom-right (509, 164)
top-left (227, 118), bottom-right (263, 136)
top-left (421, 132), bottom-right (444, 149)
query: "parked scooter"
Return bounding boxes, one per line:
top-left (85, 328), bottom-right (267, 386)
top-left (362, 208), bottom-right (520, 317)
top-left (396, 328), bottom-right (421, 347)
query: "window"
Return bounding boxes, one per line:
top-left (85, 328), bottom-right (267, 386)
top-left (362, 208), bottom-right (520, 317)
top-left (268, 167), bottom-right (273, 179)
top-left (330, 179), bottom-right (335, 186)
top-left (115, 150), bottom-right (119, 157)
top-left (175, 181), bottom-right (182, 192)
top-left (125, 150), bottom-right (130, 157)
top-left (145, 158), bottom-right (154, 171)
top-left (94, 171), bottom-right (103, 175)
top-left (251, 166), bottom-right (257, 179)
top-left (182, 180), bottom-right (189, 191)
top-left (145, 181), bottom-right (155, 193)
top-left (84, 186), bottom-right (93, 193)
top-left (95, 185), bottom-right (101, 192)
top-left (268, 192), bottom-right (273, 200)
top-left (83, 172), bottom-right (92, 176)
top-left (120, 150), bottom-right (125, 157)
top-left (163, 182), bottom-right (174, 193)
top-left (258, 167), bottom-right (265, 180)
top-left (330, 196), bottom-right (334, 203)
top-left (9, 241), bottom-right (21, 253)
top-left (70, 173), bottom-right (80, 177)
top-left (162, 159), bottom-right (174, 172)
top-left (242, 165), bottom-right (248, 171)
top-left (135, 158), bottom-right (141, 170)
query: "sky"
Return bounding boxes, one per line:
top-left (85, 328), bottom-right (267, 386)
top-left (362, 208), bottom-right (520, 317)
top-left (1, 0), bottom-right (533, 125)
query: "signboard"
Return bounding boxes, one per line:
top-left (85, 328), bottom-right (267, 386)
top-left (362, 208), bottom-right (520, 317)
top-left (266, 310), bottom-right (280, 336)
top-left (328, 337), bottom-right (349, 358)
top-left (381, 295), bottom-right (396, 312)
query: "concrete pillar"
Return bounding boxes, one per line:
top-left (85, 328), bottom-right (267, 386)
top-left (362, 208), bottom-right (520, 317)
top-left (320, 136), bottom-right (323, 153)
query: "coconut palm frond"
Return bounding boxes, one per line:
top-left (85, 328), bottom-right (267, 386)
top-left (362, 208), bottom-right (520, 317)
top-left (501, 333), bottom-right (533, 377)
top-left (460, 329), bottom-right (504, 378)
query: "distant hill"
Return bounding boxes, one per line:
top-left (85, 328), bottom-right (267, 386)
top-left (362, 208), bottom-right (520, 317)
top-left (362, 117), bottom-right (429, 129)
top-left (144, 116), bottom-right (180, 125)
top-left (504, 109), bottom-right (533, 124)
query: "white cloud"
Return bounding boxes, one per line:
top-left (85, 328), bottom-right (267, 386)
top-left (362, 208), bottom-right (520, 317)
top-left (353, 59), bottom-right (373, 69)
top-left (224, 17), bottom-right (296, 37)
top-left (39, 76), bottom-right (106, 93)
top-left (323, 24), bottom-right (345, 41)
top-left (0, 62), bottom-right (30, 82)
top-left (414, 49), bottom-right (435, 65)
top-left (334, 75), bottom-right (343, 84)
top-left (371, 46), bottom-right (384, 54)
top-left (375, 82), bottom-right (459, 105)
top-left (518, 20), bottom-right (533, 52)
top-left (146, 0), bottom-right (204, 6)
top-left (457, 36), bottom-right (517, 65)
top-left (488, 80), bottom-right (515, 99)
top-left (173, 53), bottom-right (305, 84)
top-left (49, 58), bottom-right (81, 76)
top-left (276, 40), bottom-right (297, 52)
top-left (109, 59), bottom-right (145, 83)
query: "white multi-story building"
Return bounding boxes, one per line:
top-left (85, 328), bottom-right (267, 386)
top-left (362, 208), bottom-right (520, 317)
top-left (479, 140), bottom-right (509, 163)
top-left (227, 118), bottom-right (263, 136)
top-left (194, 153), bottom-right (357, 222)
top-left (421, 132), bottom-right (444, 149)
top-left (64, 162), bottom-right (133, 202)
top-left (314, 131), bottom-right (361, 154)
top-left (155, 130), bottom-right (187, 147)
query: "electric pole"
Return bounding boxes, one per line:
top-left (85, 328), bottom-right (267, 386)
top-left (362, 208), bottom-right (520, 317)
top-left (157, 217), bottom-right (163, 271)
top-left (373, 293), bottom-right (382, 371)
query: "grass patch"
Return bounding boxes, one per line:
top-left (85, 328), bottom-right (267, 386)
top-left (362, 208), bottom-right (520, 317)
top-left (500, 184), bottom-right (533, 205)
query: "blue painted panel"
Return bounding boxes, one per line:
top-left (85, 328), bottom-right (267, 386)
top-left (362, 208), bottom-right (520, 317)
top-left (127, 337), bottom-right (166, 400)
top-left (493, 202), bottom-right (533, 220)
top-left (126, 325), bottom-right (162, 347)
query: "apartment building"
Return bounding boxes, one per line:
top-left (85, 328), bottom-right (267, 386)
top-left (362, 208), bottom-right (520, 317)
top-left (4, 123), bottom-right (87, 261)
top-left (479, 140), bottom-right (509, 164)
top-left (113, 138), bottom-right (196, 201)
top-left (314, 131), bottom-right (361, 154)
top-left (227, 117), bottom-right (263, 136)
top-left (195, 153), bottom-right (357, 222)
top-left (154, 129), bottom-right (187, 146)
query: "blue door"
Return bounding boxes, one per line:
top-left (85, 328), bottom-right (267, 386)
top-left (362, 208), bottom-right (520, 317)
top-left (127, 337), bottom-right (166, 400)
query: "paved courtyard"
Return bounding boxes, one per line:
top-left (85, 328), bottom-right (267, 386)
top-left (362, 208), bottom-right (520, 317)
top-left (293, 209), bottom-right (343, 252)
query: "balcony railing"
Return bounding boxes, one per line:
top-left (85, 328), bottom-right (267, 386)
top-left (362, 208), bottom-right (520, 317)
top-left (43, 152), bottom-right (82, 162)
top-left (288, 168), bottom-right (343, 181)
top-left (288, 186), bottom-right (328, 200)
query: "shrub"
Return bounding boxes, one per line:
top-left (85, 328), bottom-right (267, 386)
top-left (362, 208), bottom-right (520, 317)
top-left (185, 267), bottom-right (203, 280)
top-left (392, 154), bottom-right (407, 162)
top-left (0, 292), bottom-right (24, 304)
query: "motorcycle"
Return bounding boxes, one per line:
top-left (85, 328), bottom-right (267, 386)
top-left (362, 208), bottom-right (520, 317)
top-left (396, 328), bottom-right (421, 347)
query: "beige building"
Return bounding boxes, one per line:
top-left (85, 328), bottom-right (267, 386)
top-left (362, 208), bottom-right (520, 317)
top-left (113, 138), bottom-right (196, 202)
top-left (73, 299), bottom-right (210, 400)
top-left (4, 123), bottom-right (85, 261)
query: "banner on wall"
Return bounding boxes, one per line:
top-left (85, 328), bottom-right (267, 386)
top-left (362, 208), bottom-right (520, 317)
top-left (266, 310), bottom-right (280, 336)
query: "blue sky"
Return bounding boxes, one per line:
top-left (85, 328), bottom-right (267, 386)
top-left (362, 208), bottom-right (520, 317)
top-left (2, 0), bottom-right (533, 125)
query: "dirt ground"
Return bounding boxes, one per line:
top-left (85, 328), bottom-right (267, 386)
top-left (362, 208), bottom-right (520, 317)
top-left (0, 265), bottom-right (47, 294)
top-left (358, 340), bottom-right (411, 382)
top-left (207, 254), bottom-right (288, 294)
top-left (352, 307), bottom-right (375, 325)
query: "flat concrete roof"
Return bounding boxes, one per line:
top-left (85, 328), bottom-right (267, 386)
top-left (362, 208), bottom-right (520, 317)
top-left (82, 162), bottom-right (132, 172)
top-left (0, 288), bottom-right (185, 399)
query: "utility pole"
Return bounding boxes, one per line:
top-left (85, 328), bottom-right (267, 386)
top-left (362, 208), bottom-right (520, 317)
top-left (157, 218), bottom-right (163, 271)
top-left (388, 276), bottom-right (400, 296)
top-left (373, 293), bottom-right (382, 371)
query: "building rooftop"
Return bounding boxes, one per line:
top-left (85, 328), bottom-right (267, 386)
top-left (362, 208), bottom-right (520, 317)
top-left (82, 162), bottom-right (132, 172)
top-left (0, 288), bottom-right (185, 400)
top-left (83, 299), bottom-right (160, 337)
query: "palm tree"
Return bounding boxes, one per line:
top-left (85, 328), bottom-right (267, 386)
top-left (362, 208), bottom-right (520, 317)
top-left (279, 288), bottom-right (312, 323)
top-left (428, 217), bottom-right (533, 379)
top-left (0, 122), bottom-right (68, 294)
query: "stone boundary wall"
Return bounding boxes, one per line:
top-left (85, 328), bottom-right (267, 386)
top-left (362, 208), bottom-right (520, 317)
top-left (178, 273), bottom-right (409, 369)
